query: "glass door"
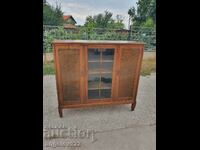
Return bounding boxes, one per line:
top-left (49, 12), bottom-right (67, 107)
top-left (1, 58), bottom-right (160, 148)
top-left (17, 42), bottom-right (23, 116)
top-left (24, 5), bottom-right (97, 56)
top-left (88, 48), bottom-right (114, 99)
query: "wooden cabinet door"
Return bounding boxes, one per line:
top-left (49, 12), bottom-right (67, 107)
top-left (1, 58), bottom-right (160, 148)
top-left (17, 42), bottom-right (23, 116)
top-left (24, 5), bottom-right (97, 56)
top-left (116, 45), bottom-right (143, 100)
top-left (54, 44), bottom-right (84, 104)
top-left (86, 45), bottom-right (117, 102)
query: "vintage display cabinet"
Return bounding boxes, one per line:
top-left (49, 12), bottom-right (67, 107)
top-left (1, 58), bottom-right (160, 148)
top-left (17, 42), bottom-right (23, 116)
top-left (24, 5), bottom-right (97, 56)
top-left (52, 40), bottom-right (144, 117)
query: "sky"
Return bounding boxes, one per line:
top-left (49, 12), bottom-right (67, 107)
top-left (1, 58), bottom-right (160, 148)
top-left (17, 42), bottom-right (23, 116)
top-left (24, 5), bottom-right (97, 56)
top-left (46, 0), bottom-right (138, 29)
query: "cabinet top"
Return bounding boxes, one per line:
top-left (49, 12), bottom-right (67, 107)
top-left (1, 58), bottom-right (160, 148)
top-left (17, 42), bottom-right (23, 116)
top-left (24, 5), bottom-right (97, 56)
top-left (52, 40), bottom-right (144, 45)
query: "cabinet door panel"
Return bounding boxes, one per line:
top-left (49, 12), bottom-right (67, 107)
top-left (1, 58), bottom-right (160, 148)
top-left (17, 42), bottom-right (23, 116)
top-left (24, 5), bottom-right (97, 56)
top-left (58, 48), bottom-right (81, 101)
top-left (118, 47), bottom-right (141, 98)
top-left (87, 47), bottom-right (115, 100)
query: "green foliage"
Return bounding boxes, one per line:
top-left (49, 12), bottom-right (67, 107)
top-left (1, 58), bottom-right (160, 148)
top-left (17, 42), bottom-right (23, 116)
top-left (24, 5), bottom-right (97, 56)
top-left (128, 7), bottom-right (136, 17)
top-left (114, 15), bottom-right (125, 29)
top-left (107, 20), bottom-right (124, 29)
top-left (148, 0), bottom-right (156, 23)
top-left (128, 0), bottom-right (156, 27)
top-left (142, 17), bottom-right (154, 27)
top-left (43, 26), bottom-right (85, 52)
top-left (141, 58), bottom-right (156, 76)
top-left (43, 2), bottom-right (64, 26)
top-left (137, 0), bottom-right (152, 19)
top-left (137, 0), bottom-right (156, 23)
top-left (43, 29), bottom-right (55, 53)
top-left (84, 10), bottom-right (125, 29)
top-left (43, 25), bottom-right (155, 52)
top-left (43, 62), bottom-right (55, 75)
top-left (83, 11), bottom-right (125, 39)
top-left (43, 27), bottom-right (64, 53)
top-left (127, 0), bottom-right (156, 49)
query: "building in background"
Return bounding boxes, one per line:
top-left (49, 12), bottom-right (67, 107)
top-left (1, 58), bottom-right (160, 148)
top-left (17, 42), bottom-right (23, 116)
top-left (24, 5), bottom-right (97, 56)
top-left (63, 15), bottom-right (77, 30)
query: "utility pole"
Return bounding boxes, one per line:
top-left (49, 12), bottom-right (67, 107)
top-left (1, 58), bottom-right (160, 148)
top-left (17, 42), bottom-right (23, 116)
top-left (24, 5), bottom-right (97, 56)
top-left (127, 17), bottom-right (131, 41)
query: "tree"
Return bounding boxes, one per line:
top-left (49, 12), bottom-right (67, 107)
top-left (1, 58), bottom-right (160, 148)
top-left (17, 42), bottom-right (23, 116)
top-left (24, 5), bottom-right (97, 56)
top-left (128, 6), bottom-right (136, 29)
top-left (128, 0), bottom-right (156, 27)
top-left (147, 0), bottom-right (156, 23)
top-left (114, 15), bottom-right (125, 29)
top-left (84, 10), bottom-right (125, 29)
top-left (116, 15), bottom-right (124, 22)
top-left (137, 0), bottom-right (151, 19)
top-left (85, 16), bottom-right (95, 28)
top-left (128, 6), bottom-right (136, 20)
top-left (142, 17), bottom-right (154, 27)
top-left (137, 0), bottom-right (156, 24)
top-left (43, 2), bottom-right (64, 25)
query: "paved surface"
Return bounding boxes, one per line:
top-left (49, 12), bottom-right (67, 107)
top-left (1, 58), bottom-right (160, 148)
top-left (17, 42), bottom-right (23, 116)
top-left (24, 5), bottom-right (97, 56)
top-left (43, 73), bottom-right (156, 150)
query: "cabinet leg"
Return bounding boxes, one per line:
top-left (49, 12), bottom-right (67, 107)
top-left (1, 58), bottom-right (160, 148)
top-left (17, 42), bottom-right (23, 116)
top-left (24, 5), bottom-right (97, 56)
top-left (58, 107), bottom-right (63, 118)
top-left (131, 102), bottom-right (136, 111)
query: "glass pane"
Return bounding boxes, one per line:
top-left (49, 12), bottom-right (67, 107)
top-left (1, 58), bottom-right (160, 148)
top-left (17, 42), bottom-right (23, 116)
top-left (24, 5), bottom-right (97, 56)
top-left (88, 49), bottom-right (100, 61)
top-left (88, 90), bottom-right (99, 99)
top-left (88, 48), bottom-right (114, 99)
top-left (102, 49), bottom-right (114, 61)
top-left (101, 74), bottom-right (112, 89)
top-left (101, 62), bottom-right (113, 73)
top-left (100, 89), bottom-right (111, 98)
top-left (88, 74), bottom-right (100, 90)
top-left (88, 62), bottom-right (100, 74)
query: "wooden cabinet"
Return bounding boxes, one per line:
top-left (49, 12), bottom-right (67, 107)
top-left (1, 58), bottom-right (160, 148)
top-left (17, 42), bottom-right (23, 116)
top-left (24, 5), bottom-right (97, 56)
top-left (52, 40), bottom-right (144, 117)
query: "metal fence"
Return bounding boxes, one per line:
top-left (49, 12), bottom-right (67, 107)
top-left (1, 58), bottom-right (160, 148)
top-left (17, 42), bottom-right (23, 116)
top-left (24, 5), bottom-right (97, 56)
top-left (43, 25), bottom-right (156, 52)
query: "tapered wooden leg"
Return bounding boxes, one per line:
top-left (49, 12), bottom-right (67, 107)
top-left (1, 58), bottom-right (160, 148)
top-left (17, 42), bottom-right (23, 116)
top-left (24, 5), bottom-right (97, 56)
top-left (131, 101), bottom-right (136, 111)
top-left (58, 107), bottom-right (63, 118)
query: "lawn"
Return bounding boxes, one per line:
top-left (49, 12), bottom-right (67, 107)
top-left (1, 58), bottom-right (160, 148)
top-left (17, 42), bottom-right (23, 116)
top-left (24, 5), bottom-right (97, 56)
top-left (43, 61), bottom-right (55, 75)
top-left (140, 57), bottom-right (156, 76)
top-left (43, 57), bottom-right (156, 76)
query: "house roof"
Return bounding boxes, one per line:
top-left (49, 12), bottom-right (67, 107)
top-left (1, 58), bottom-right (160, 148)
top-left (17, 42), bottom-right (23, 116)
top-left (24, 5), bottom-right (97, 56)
top-left (63, 15), bottom-right (77, 24)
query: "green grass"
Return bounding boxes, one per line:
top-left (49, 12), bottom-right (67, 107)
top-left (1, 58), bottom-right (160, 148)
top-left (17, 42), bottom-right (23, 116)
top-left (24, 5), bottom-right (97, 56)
top-left (43, 62), bottom-right (55, 75)
top-left (43, 58), bottom-right (156, 76)
top-left (141, 58), bottom-right (156, 76)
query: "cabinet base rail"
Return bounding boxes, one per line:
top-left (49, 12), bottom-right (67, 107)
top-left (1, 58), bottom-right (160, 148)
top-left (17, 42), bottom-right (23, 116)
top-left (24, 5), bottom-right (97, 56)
top-left (58, 100), bottom-right (136, 118)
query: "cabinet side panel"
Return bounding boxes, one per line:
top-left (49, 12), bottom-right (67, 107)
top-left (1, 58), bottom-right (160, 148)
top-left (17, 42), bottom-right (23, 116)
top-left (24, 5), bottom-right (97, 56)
top-left (118, 47), bottom-right (140, 97)
top-left (58, 48), bottom-right (80, 101)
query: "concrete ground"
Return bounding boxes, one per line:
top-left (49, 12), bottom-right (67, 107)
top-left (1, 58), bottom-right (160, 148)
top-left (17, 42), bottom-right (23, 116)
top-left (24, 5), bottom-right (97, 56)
top-left (43, 73), bottom-right (156, 150)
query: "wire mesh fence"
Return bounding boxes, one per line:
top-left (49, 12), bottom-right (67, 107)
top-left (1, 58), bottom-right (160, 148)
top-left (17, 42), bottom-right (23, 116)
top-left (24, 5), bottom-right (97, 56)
top-left (43, 25), bottom-right (156, 53)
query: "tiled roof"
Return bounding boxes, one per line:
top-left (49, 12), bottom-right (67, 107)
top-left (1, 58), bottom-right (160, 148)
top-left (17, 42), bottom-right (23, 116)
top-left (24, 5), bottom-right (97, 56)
top-left (63, 15), bottom-right (71, 20)
top-left (63, 15), bottom-right (77, 24)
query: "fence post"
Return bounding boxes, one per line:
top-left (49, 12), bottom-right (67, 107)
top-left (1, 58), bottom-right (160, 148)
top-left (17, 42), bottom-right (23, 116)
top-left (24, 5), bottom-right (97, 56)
top-left (127, 25), bottom-right (132, 41)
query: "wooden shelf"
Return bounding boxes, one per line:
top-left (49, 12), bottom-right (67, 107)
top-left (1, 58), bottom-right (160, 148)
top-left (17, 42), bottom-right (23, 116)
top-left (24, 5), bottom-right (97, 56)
top-left (88, 87), bottom-right (111, 90)
top-left (88, 82), bottom-right (111, 90)
top-left (88, 70), bottom-right (112, 74)
top-left (88, 60), bottom-right (113, 63)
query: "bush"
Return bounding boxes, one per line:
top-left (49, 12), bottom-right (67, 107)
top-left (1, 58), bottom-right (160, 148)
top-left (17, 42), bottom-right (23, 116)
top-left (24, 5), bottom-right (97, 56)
top-left (43, 26), bottom-right (156, 52)
top-left (43, 27), bottom-right (70, 52)
top-left (43, 30), bottom-right (55, 53)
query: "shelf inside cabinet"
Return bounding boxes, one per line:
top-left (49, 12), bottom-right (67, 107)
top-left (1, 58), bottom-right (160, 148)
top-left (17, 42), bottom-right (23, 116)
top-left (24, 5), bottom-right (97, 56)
top-left (88, 69), bottom-right (112, 74)
top-left (88, 88), bottom-right (112, 99)
top-left (88, 60), bottom-right (113, 63)
top-left (88, 82), bottom-right (112, 90)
